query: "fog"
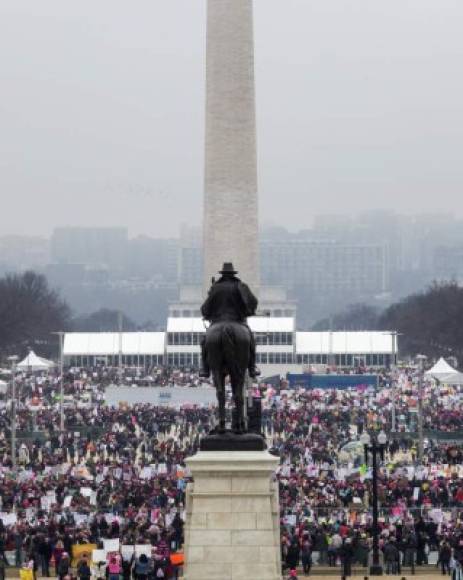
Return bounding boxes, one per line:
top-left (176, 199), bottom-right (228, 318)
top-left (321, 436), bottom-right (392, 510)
top-left (1, 0), bottom-right (462, 237)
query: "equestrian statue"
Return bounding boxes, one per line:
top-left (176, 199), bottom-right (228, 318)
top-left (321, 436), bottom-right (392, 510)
top-left (200, 262), bottom-right (260, 435)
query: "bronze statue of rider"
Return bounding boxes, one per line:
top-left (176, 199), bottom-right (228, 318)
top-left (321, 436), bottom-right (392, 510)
top-left (199, 262), bottom-right (260, 379)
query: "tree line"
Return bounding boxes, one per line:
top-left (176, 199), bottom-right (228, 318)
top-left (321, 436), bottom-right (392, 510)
top-left (312, 281), bottom-right (463, 362)
top-left (0, 271), bottom-right (141, 360)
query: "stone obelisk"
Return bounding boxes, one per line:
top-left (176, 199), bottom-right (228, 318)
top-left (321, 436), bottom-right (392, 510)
top-left (202, 0), bottom-right (259, 294)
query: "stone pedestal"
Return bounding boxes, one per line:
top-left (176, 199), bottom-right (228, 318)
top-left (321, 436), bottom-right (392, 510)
top-left (184, 451), bottom-right (282, 580)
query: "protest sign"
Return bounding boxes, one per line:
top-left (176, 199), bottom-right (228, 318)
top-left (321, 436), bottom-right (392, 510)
top-left (121, 545), bottom-right (135, 561)
top-left (0, 513), bottom-right (17, 527)
top-left (72, 543), bottom-right (97, 566)
top-left (92, 549), bottom-right (106, 564)
top-left (103, 538), bottom-right (120, 554)
top-left (135, 545), bottom-right (152, 558)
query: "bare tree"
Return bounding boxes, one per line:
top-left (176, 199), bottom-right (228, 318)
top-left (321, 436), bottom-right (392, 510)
top-left (0, 271), bottom-right (71, 357)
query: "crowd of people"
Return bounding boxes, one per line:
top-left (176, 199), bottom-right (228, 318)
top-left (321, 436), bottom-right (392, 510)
top-left (0, 363), bottom-right (463, 577)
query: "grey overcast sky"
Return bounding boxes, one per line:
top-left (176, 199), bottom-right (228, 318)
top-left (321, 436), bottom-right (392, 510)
top-left (1, 1), bottom-right (463, 238)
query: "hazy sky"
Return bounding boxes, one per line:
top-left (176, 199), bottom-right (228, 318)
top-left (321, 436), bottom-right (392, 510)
top-left (1, 0), bottom-right (463, 238)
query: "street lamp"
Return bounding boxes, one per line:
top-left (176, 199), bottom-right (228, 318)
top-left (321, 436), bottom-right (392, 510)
top-left (52, 331), bottom-right (65, 432)
top-left (383, 331), bottom-right (402, 432)
top-left (360, 429), bottom-right (387, 576)
top-left (8, 355), bottom-right (19, 471)
top-left (416, 354), bottom-right (427, 462)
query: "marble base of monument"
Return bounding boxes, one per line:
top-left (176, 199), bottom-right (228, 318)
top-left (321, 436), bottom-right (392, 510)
top-left (183, 450), bottom-right (282, 580)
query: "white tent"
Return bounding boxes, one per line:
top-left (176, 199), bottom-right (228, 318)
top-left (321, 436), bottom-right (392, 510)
top-left (425, 357), bottom-right (458, 379)
top-left (436, 372), bottom-right (463, 385)
top-left (17, 351), bottom-right (55, 372)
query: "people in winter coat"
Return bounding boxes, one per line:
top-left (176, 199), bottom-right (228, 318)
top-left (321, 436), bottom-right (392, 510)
top-left (384, 540), bottom-right (400, 575)
top-left (76, 556), bottom-right (91, 580)
top-left (285, 540), bottom-right (300, 571)
top-left (57, 553), bottom-right (70, 580)
top-left (438, 541), bottom-right (452, 576)
top-left (134, 554), bottom-right (150, 579)
top-left (340, 538), bottom-right (354, 578)
top-left (107, 554), bottom-right (122, 580)
top-left (301, 538), bottom-right (312, 575)
top-left (53, 540), bottom-right (65, 571)
top-left (37, 536), bottom-right (52, 577)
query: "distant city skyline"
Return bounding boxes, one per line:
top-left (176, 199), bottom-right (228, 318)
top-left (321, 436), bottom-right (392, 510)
top-left (2, 210), bottom-right (463, 327)
top-left (1, 0), bottom-right (463, 237)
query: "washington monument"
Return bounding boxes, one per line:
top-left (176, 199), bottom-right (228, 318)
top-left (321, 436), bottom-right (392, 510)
top-left (202, 0), bottom-right (259, 294)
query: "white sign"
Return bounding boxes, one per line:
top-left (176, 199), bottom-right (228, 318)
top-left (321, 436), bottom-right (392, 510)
top-left (121, 545), bottom-right (135, 561)
top-left (103, 538), bottom-right (120, 554)
top-left (0, 513), bottom-right (17, 526)
top-left (135, 545), bottom-right (152, 558)
top-left (92, 549), bottom-right (106, 563)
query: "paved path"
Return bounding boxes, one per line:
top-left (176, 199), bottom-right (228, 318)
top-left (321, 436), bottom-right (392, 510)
top-left (5, 568), bottom-right (448, 579)
top-left (306, 577), bottom-right (446, 580)
top-left (8, 576), bottom-right (448, 580)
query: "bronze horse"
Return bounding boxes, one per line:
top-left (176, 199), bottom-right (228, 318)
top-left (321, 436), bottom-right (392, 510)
top-left (204, 321), bottom-right (251, 433)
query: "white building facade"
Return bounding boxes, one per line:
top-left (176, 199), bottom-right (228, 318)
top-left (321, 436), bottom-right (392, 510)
top-left (63, 322), bottom-right (397, 373)
top-left (63, 332), bottom-right (165, 368)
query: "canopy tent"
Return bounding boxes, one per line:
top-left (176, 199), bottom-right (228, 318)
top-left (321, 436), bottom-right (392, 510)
top-left (425, 357), bottom-right (458, 379)
top-left (17, 351), bottom-right (55, 372)
top-left (436, 372), bottom-right (463, 385)
top-left (64, 332), bottom-right (165, 357)
top-left (295, 331), bottom-right (394, 355)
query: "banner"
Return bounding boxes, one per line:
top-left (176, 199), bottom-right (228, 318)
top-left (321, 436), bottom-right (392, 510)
top-left (72, 543), bottom-right (97, 566)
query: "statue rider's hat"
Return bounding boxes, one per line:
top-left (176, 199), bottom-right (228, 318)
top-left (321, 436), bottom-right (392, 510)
top-left (219, 262), bottom-right (238, 276)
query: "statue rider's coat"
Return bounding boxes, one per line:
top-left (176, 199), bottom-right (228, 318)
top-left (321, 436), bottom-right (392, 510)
top-left (201, 276), bottom-right (258, 323)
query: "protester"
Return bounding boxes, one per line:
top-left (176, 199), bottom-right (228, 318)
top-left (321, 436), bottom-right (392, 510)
top-left (438, 541), bottom-right (452, 576)
top-left (76, 555), bottom-right (91, 580)
top-left (300, 536), bottom-right (312, 575)
top-left (57, 553), bottom-right (70, 580)
top-left (0, 363), bottom-right (462, 577)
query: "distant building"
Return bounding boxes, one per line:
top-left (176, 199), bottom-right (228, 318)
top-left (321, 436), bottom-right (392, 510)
top-left (261, 236), bottom-right (388, 297)
top-left (41, 211), bottom-right (463, 330)
top-left (0, 235), bottom-right (50, 273)
top-left (433, 245), bottom-right (463, 282)
top-left (63, 332), bottom-right (165, 367)
top-left (62, 326), bottom-right (396, 373)
top-left (50, 227), bottom-right (128, 270)
top-left (127, 236), bottom-right (178, 283)
top-left (295, 331), bottom-right (396, 368)
top-left (165, 317), bottom-right (295, 368)
top-left (178, 225), bottom-right (202, 286)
